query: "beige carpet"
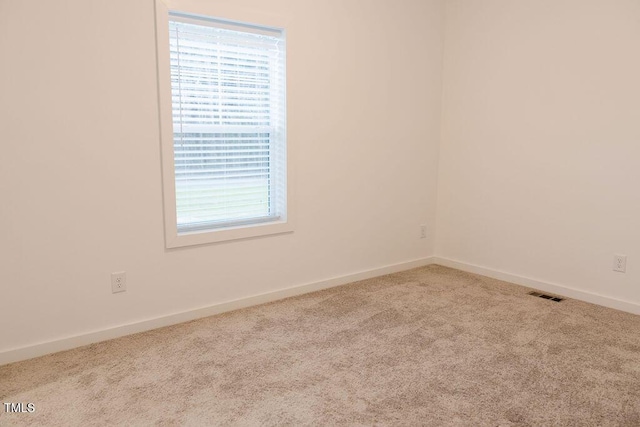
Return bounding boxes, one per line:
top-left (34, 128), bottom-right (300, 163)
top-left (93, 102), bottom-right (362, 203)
top-left (2, 265), bottom-right (640, 426)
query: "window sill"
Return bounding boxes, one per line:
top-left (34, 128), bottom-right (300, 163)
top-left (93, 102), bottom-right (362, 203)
top-left (165, 218), bottom-right (293, 248)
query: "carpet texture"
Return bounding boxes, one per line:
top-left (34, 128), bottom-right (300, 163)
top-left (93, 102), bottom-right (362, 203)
top-left (1, 265), bottom-right (640, 426)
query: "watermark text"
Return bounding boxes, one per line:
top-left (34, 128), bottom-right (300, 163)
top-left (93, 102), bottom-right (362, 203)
top-left (4, 402), bottom-right (35, 413)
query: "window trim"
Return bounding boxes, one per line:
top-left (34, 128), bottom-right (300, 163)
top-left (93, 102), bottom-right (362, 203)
top-left (154, 0), bottom-right (294, 248)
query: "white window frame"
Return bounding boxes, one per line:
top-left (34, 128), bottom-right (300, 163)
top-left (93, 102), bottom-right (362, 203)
top-left (154, 0), bottom-right (294, 248)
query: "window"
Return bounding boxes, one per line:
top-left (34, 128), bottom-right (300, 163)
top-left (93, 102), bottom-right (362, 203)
top-left (155, 3), bottom-right (291, 247)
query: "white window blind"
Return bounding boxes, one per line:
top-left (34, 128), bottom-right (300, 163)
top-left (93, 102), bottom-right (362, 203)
top-left (168, 12), bottom-right (286, 234)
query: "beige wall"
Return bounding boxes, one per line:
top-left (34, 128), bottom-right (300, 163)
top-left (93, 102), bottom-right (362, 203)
top-left (437, 0), bottom-right (640, 304)
top-left (0, 0), bottom-right (444, 355)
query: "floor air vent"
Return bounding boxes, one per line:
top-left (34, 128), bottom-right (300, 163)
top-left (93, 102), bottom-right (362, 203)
top-left (529, 291), bottom-right (564, 302)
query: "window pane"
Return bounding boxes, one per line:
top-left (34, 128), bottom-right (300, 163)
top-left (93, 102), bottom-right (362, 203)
top-left (168, 16), bottom-right (286, 233)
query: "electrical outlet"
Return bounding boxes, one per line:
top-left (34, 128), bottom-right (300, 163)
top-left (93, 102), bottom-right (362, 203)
top-left (613, 255), bottom-right (627, 273)
top-left (111, 272), bottom-right (127, 293)
top-left (420, 224), bottom-right (427, 239)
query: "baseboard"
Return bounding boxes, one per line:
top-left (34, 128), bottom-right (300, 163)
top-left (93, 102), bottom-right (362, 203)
top-left (0, 257), bottom-right (436, 366)
top-left (433, 257), bottom-right (640, 316)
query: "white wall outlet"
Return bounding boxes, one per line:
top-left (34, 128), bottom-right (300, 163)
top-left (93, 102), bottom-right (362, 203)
top-left (420, 224), bottom-right (427, 239)
top-left (613, 255), bottom-right (627, 273)
top-left (111, 272), bottom-right (127, 293)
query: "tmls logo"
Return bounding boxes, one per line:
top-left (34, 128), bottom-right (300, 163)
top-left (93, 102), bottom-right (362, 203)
top-left (4, 403), bottom-right (35, 413)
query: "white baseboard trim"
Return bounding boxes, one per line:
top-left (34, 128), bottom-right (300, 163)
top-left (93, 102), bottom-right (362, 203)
top-left (433, 257), bottom-right (640, 316)
top-left (0, 257), bottom-right (436, 366)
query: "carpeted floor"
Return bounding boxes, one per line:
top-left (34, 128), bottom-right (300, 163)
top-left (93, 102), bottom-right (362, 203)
top-left (1, 265), bottom-right (640, 426)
